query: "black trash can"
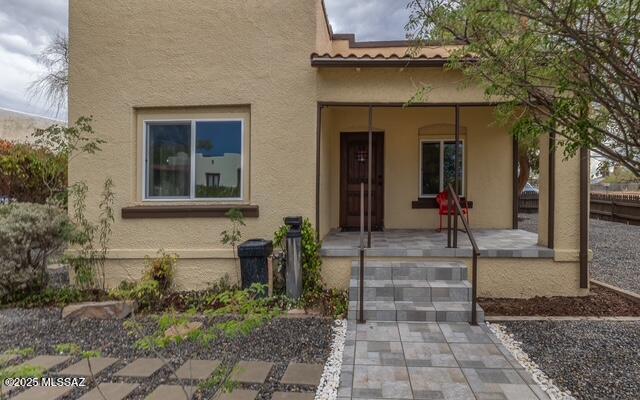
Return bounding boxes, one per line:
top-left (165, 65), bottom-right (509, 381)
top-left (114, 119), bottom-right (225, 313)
top-left (237, 239), bottom-right (273, 291)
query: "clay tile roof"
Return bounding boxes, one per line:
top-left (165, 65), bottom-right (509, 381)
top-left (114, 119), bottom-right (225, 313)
top-left (312, 32), bottom-right (475, 68)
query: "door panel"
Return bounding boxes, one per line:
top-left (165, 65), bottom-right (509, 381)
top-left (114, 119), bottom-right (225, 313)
top-left (340, 132), bottom-right (384, 230)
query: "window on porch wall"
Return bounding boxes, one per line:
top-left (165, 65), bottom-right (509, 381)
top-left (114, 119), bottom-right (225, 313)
top-left (420, 140), bottom-right (464, 197)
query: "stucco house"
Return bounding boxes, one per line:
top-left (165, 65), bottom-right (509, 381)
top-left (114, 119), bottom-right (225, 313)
top-left (69, 0), bottom-right (590, 321)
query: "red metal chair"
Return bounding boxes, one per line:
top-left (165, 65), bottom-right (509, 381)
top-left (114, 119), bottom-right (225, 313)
top-left (436, 190), bottom-right (469, 231)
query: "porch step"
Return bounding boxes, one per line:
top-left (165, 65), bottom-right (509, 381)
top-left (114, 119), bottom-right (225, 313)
top-left (350, 260), bottom-right (468, 281)
top-left (348, 260), bottom-right (483, 323)
top-left (347, 301), bottom-right (484, 322)
top-left (348, 279), bottom-right (471, 302)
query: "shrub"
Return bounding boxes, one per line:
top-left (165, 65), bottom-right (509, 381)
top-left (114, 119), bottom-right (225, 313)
top-left (0, 140), bottom-right (67, 203)
top-left (110, 250), bottom-right (178, 310)
top-left (0, 203), bottom-right (72, 302)
top-left (144, 250), bottom-right (178, 292)
top-left (273, 218), bottom-right (324, 298)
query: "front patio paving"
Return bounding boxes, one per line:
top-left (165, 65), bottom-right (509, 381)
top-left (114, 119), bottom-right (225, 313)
top-left (339, 321), bottom-right (550, 400)
top-left (321, 229), bottom-right (552, 258)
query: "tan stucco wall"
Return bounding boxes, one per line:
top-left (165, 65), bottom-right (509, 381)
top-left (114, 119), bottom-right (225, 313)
top-left (318, 68), bottom-right (488, 104)
top-left (322, 256), bottom-right (587, 298)
top-left (537, 134), bottom-right (584, 261)
top-left (320, 106), bottom-right (513, 231)
top-left (69, 0), bottom-right (320, 287)
top-left (69, 0), bottom-right (584, 296)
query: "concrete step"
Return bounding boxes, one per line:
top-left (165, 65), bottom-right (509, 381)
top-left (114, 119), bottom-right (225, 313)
top-left (347, 301), bottom-right (484, 323)
top-left (349, 280), bottom-right (471, 302)
top-left (350, 260), bottom-right (467, 281)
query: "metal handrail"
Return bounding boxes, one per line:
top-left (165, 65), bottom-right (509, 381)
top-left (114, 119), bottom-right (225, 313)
top-left (446, 183), bottom-right (480, 325)
top-left (358, 182), bottom-right (366, 323)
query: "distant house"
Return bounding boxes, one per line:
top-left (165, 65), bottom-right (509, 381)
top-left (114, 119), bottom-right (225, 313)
top-left (69, 0), bottom-right (591, 309)
top-left (0, 107), bottom-right (63, 143)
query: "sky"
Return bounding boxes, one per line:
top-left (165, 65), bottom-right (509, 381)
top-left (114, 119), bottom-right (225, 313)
top-left (0, 0), bottom-right (409, 121)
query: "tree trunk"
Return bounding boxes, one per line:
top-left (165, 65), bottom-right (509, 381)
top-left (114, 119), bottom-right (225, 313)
top-left (518, 149), bottom-right (530, 194)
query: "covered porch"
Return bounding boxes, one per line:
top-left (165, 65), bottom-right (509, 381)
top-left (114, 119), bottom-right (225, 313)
top-left (316, 103), bottom-right (531, 242)
top-left (320, 228), bottom-right (553, 258)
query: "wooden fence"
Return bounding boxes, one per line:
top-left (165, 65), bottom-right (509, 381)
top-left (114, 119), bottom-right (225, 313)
top-left (519, 192), bottom-right (640, 225)
top-left (518, 192), bottom-right (539, 213)
top-left (590, 192), bottom-right (640, 225)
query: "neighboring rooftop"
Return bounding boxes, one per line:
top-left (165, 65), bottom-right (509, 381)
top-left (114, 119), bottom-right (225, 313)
top-left (0, 107), bottom-right (63, 143)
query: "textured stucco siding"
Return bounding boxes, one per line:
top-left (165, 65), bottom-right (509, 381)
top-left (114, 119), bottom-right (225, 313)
top-left (69, 0), bottom-right (319, 286)
top-left (320, 106), bottom-right (513, 231)
top-left (322, 256), bottom-right (587, 298)
top-left (68, 0), bottom-right (585, 296)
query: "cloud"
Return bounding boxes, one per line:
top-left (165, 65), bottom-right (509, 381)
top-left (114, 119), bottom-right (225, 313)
top-left (0, 0), bottom-right (68, 119)
top-left (324, 0), bottom-right (410, 41)
top-left (0, 0), bottom-right (409, 119)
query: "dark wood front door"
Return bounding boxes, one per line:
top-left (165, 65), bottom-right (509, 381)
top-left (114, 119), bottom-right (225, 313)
top-left (340, 132), bottom-right (384, 231)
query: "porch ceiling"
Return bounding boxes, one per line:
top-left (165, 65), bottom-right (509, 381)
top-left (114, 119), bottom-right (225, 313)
top-left (320, 229), bottom-right (553, 258)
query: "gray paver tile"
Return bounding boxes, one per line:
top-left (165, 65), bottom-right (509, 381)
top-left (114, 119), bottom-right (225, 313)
top-left (213, 389), bottom-right (259, 400)
top-left (398, 322), bottom-right (445, 343)
top-left (280, 362), bottom-right (324, 386)
top-left (337, 364), bottom-right (353, 398)
top-left (145, 385), bottom-right (196, 400)
top-left (354, 341), bottom-right (405, 366)
top-left (79, 382), bottom-right (139, 400)
top-left (402, 342), bottom-right (458, 367)
top-left (462, 368), bottom-right (538, 399)
top-left (356, 322), bottom-right (400, 341)
top-left (352, 365), bottom-right (412, 399)
top-left (174, 359), bottom-right (221, 380)
top-left (450, 344), bottom-right (511, 368)
top-left (515, 369), bottom-right (552, 400)
top-left (115, 358), bottom-right (165, 377)
top-left (408, 367), bottom-right (475, 399)
top-left (271, 393), bottom-right (315, 400)
top-left (10, 385), bottom-right (73, 400)
top-left (58, 357), bottom-right (119, 376)
top-left (439, 323), bottom-right (493, 343)
top-left (20, 355), bottom-right (70, 371)
top-left (230, 361), bottom-right (273, 384)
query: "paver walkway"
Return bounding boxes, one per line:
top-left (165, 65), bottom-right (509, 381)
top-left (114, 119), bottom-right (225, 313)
top-left (2, 356), bottom-right (322, 400)
top-left (338, 321), bottom-right (550, 400)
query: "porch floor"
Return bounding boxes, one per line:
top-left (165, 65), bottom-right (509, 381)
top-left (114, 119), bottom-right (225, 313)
top-left (321, 229), bottom-right (553, 258)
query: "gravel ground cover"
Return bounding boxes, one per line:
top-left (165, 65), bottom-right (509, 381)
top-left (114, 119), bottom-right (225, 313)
top-left (502, 320), bottom-right (640, 400)
top-left (589, 218), bottom-right (640, 294)
top-left (480, 285), bottom-right (640, 316)
top-left (0, 308), bottom-right (332, 399)
top-left (518, 213), bottom-right (640, 294)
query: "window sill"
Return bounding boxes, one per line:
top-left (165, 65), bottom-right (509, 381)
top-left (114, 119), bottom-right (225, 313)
top-left (412, 198), bottom-right (473, 209)
top-left (121, 204), bottom-right (259, 219)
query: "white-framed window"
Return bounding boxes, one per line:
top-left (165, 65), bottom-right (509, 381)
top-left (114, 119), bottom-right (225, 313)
top-left (420, 139), bottom-right (464, 197)
top-left (143, 119), bottom-right (244, 200)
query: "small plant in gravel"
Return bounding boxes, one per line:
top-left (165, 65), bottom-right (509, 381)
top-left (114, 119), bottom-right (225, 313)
top-left (4, 347), bottom-right (35, 359)
top-left (143, 250), bottom-right (177, 292)
top-left (130, 284), bottom-right (279, 351)
top-left (220, 209), bottom-right (245, 285)
top-left (110, 250), bottom-right (179, 310)
top-left (199, 365), bottom-right (237, 394)
top-left (54, 343), bottom-right (81, 355)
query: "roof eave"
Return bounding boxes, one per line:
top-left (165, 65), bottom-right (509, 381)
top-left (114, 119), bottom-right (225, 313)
top-left (310, 57), bottom-right (475, 68)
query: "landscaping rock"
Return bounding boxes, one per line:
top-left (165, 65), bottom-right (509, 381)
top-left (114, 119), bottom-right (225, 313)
top-left (164, 321), bottom-right (203, 339)
top-left (61, 300), bottom-right (137, 320)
